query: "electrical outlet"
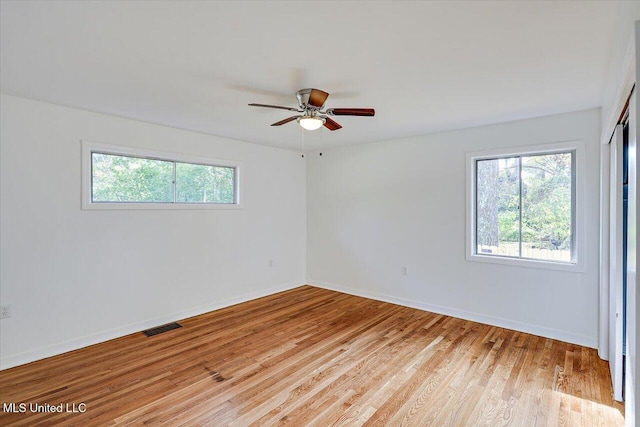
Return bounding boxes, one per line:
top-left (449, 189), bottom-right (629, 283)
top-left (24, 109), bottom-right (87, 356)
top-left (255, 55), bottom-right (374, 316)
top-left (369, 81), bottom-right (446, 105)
top-left (401, 266), bottom-right (408, 276)
top-left (0, 304), bottom-right (11, 319)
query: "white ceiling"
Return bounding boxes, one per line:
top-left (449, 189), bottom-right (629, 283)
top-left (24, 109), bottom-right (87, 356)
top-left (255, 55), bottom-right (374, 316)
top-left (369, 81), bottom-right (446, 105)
top-left (0, 1), bottom-right (630, 151)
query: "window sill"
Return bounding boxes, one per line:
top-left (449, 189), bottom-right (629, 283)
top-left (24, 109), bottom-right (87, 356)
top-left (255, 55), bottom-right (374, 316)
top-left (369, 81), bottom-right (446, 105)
top-left (466, 253), bottom-right (584, 273)
top-left (82, 202), bottom-right (244, 211)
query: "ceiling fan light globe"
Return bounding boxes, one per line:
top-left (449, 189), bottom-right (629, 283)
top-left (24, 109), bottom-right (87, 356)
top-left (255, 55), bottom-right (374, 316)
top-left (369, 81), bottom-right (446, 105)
top-left (298, 116), bottom-right (325, 131)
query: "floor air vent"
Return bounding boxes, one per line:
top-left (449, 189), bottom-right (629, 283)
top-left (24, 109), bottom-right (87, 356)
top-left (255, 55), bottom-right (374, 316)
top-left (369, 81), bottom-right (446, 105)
top-left (142, 322), bottom-right (182, 337)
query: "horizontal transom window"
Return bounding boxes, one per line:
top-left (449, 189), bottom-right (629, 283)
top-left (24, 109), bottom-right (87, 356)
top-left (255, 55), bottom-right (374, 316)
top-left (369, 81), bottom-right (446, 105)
top-left (82, 141), bottom-right (241, 210)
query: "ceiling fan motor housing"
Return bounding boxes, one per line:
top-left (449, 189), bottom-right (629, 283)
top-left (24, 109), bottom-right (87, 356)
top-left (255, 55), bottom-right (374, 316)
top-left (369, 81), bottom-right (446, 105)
top-left (296, 88), bottom-right (328, 110)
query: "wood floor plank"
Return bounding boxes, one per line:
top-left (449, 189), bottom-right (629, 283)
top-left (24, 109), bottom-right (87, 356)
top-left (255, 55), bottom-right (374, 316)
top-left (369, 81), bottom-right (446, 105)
top-left (0, 286), bottom-right (625, 426)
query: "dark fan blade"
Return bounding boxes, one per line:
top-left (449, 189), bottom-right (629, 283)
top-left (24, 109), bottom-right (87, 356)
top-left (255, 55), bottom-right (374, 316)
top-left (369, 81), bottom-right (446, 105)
top-left (271, 116), bottom-right (300, 126)
top-left (308, 89), bottom-right (329, 108)
top-left (249, 103), bottom-right (300, 112)
top-left (323, 117), bottom-right (342, 131)
top-left (328, 108), bottom-right (375, 116)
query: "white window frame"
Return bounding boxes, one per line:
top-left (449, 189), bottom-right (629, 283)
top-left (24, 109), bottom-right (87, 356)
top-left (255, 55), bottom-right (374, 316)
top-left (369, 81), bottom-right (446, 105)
top-left (82, 140), bottom-right (242, 210)
top-left (465, 140), bottom-right (585, 272)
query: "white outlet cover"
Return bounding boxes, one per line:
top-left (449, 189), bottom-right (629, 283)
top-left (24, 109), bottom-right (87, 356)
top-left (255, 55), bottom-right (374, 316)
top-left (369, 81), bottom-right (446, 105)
top-left (0, 304), bottom-right (11, 319)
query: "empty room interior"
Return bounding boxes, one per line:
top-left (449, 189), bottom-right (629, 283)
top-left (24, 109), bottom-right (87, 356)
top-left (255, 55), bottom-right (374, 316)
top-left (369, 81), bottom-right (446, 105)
top-left (2, 1), bottom-right (640, 426)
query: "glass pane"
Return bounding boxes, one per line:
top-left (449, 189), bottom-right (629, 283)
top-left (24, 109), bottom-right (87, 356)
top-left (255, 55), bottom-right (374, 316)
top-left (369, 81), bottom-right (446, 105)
top-left (92, 153), bottom-right (173, 202)
top-left (476, 157), bottom-right (520, 257)
top-left (175, 163), bottom-right (235, 204)
top-left (520, 152), bottom-right (572, 262)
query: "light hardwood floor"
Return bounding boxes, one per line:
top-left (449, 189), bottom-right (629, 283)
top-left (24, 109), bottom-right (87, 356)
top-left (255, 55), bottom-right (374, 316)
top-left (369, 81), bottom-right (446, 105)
top-left (0, 286), bottom-right (624, 426)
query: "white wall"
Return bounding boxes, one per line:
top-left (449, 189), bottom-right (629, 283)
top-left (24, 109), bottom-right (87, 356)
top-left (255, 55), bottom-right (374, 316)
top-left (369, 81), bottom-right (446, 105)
top-left (600, 2), bottom-right (640, 143)
top-left (307, 109), bottom-right (601, 347)
top-left (0, 94), bottom-right (307, 369)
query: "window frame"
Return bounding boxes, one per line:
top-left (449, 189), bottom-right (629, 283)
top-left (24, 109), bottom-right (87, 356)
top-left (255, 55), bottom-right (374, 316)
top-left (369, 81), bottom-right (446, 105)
top-left (465, 140), bottom-right (585, 272)
top-left (82, 140), bottom-right (242, 210)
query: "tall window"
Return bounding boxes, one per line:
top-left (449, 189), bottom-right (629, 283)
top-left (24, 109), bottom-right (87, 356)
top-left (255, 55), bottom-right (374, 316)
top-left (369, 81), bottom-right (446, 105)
top-left (467, 142), bottom-right (582, 270)
top-left (82, 141), bottom-right (241, 209)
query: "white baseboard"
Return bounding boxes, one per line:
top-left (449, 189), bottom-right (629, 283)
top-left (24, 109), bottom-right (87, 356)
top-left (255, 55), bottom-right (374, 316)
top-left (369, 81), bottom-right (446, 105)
top-left (2, 279), bottom-right (596, 370)
top-left (0, 281), bottom-right (304, 370)
top-left (308, 280), bottom-right (596, 348)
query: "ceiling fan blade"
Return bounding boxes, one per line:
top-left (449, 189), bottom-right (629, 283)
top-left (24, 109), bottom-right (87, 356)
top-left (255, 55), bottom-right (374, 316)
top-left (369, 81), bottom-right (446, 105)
top-left (328, 108), bottom-right (375, 117)
top-left (249, 103), bottom-right (300, 112)
top-left (271, 116), bottom-right (300, 126)
top-left (323, 117), bottom-right (342, 131)
top-left (308, 89), bottom-right (329, 108)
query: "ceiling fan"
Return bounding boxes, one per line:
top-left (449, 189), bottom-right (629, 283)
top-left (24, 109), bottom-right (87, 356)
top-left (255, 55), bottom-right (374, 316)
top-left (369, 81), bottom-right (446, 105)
top-left (249, 88), bottom-right (375, 131)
